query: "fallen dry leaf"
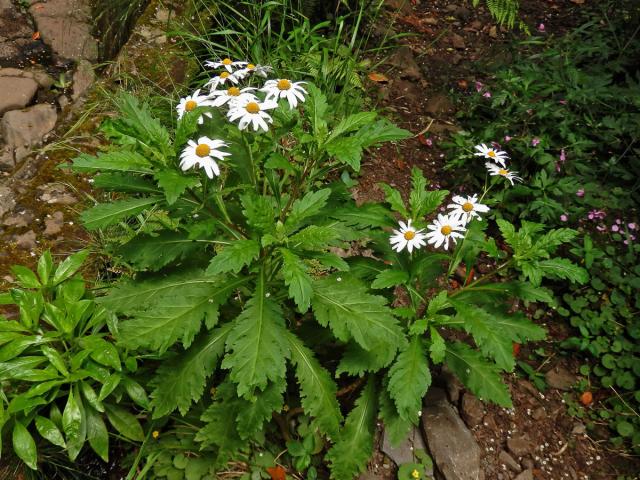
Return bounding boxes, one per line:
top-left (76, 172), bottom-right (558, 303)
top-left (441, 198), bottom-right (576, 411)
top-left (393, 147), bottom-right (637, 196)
top-left (32, 31), bottom-right (40, 40)
top-left (368, 72), bottom-right (389, 83)
top-left (266, 466), bottom-right (286, 480)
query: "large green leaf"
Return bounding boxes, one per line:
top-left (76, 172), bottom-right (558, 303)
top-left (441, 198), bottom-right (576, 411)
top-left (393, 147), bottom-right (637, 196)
top-left (155, 170), bottom-right (199, 205)
top-left (287, 332), bottom-right (342, 437)
top-left (280, 249), bottom-right (313, 312)
top-left (70, 151), bottom-right (153, 174)
top-left (445, 342), bottom-right (512, 407)
top-left (35, 415), bottom-right (65, 448)
top-left (312, 274), bottom-right (405, 354)
top-left (81, 197), bottom-right (162, 231)
top-left (150, 324), bottom-right (232, 417)
top-left (235, 381), bottom-right (284, 439)
top-left (117, 275), bottom-right (245, 353)
top-left (327, 379), bottom-right (378, 480)
top-left (206, 239), bottom-right (260, 275)
top-left (104, 403), bottom-right (144, 441)
top-left (62, 388), bottom-right (85, 461)
top-left (536, 258), bottom-right (589, 284)
top-left (222, 274), bottom-right (290, 398)
top-left (85, 406), bottom-right (109, 462)
top-left (13, 422), bottom-right (38, 470)
top-left (118, 231), bottom-right (201, 271)
top-left (285, 189), bottom-right (331, 231)
top-left (325, 137), bottom-right (363, 170)
top-left (387, 337), bottom-right (431, 423)
top-left (357, 119), bottom-right (412, 147)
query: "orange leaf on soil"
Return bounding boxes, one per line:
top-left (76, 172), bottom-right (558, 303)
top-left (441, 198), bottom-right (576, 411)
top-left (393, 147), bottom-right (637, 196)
top-left (32, 31), bottom-right (40, 40)
top-left (580, 391), bottom-right (593, 406)
top-left (512, 343), bottom-right (521, 357)
top-left (417, 133), bottom-right (429, 146)
top-left (266, 466), bottom-right (286, 480)
top-left (368, 72), bottom-right (389, 83)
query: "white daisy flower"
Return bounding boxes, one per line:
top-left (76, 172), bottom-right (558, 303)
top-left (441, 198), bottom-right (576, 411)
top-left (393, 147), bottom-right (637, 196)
top-left (209, 86), bottom-right (258, 108)
top-left (425, 214), bottom-right (466, 250)
top-left (236, 63), bottom-right (273, 79)
top-left (261, 79), bottom-right (307, 109)
top-left (179, 136), bottom-right (231, 179)
top-left (474, 143), bottom-right (509, 167)
top-left (227, 97), bottom-right (278, 132)
top-left (176, 89), bottom-right (215, 124)
top-left (485, 162), bottom-right (523, 186)
top-left (205, 58), bottom-right (248, 73)
top-left (389, 219), bottom-right (427, 253)
top-left (447, 194), bottom-right (490, 223)
top-left (204, 71), bottom-right (240, 91)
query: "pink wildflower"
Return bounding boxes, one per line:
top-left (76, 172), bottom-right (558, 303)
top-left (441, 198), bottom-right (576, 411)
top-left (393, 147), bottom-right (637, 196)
top-left (596, 225), bottom-right (607, 232)
top-left (560, 214), bottom-right (568, 222)
top-left (629, 223), bottom-right (637, 230)
top-left (538, 23), bottom-right (545, 32)
top-left (560, 149), bottom-right (566, 162)
top-left (504, 135), bottom-right (512, 142)
top-left (576, 189), bottom-right (585, 197)
top-left (483, 91), bottom-right (492, 98)
top-left (531, 138), bottom-right (541, 147)
top-left (475, 81), bottom-right (483, 92)
top-left (611, 224), bottom-right (620, 232)
top-left (559, 99), bottom-right (567, 105)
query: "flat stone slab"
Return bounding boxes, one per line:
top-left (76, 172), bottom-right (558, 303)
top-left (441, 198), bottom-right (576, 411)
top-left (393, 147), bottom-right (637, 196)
top-left (421, 388), bottom-right (484, 480)
top-left (0, 72), bottom-right (39, 114)
top-left (29, 0), bottom-right (98, 61)
top-left (1, 104), bottom-right (57, 161)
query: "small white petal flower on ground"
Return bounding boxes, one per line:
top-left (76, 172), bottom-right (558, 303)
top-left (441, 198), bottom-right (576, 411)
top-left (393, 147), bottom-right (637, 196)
top-left (261, 79), bottom-right (307, 109)
top-left (485, 162), bottom-right (523, 186)
top-left (227, 97), bottom-right (278, 132)
top-left (176, 89), bottom-right (215, 124)
top-left (204, 71), bottom-right (240, 91)
top-left (425, 214), bottom-right (466, 250)
top-left (210, 86), bottom-right (258, 108)
top-left (474, 143), bottom-right (509, 167)
top-left (205, 58), bottom-right (248, 73)
top-left (180, 136), bottom-right (231, 179)
top-left (389, 219), bottom-right (428, 253)
top-left (447, 194), bottom-right (490, 223)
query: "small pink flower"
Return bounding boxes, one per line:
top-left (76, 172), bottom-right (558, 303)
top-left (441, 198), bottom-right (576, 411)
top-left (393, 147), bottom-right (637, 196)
top-left (491, 141), bottom-right (502, 149)
top-left (616, 218), bottom-right (622, 224)
top-left (559, 99), bottom-right (567, 105)
top-left (504, 135), bottom-right (512, 142)
top-left (555, 162), bottom-right (561, 173)
top-left (475, 81), bottom-right (483, 92)
top-left (538, 23), bottom-right (545, 32)
top-left (560, 214), bottom-right (568, 222)
top-left (526, 109), bottom-right (533, 114)
top-left (532, 137), bottom-right (541, 147)
top-left (425, 137), bottom-right (433, 147)
top-left (596, 225), bottom-right (607, 232)
top-left (611, 224), bottom-right (620, 232)
top-left (483, 91), bottom-right (492, 98)
top-left (560, 149), bottom-right (566, 162)
top-left (576, 189), bottom-right (585, 197)
top-left (628, 223), bottom-right (637, 230)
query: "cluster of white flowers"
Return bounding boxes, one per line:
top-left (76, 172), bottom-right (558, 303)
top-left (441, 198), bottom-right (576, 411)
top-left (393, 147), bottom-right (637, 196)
top-left (390, 194), bottom-right (490, 253)
top-left (474, 143), bottom-right (522, 186)
top-left (177, 57), bottom-right (307, 178)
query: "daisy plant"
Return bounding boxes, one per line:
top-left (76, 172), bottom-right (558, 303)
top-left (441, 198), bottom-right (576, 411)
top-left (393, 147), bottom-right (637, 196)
top-left (63, 59), bottom-right (588, 480)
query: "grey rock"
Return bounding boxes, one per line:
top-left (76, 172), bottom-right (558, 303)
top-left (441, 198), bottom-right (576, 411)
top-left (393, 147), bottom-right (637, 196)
top-left (1, 104), bottom-right (57, 162)
top-left (38, 183), bottom-right (77, 205)
top-left (460, 392), bottom-right (484, 427)
top-left (442, 365), bottom-right (464, 403)
top-left (521, 458), bottom-right (534, 470)
top-left (571, 422), bottom-right (586, 436)
top-left (421, 388), bottom-right (484, 480)
top-left (0, 185), bottom-right (16, 217)
top-left (3, 211), bottom-right (32, 228)
top-left (29, 0), bottom-right (98, 61)
top-left (514, 469), bottom-right (533, 480)
top-left (498, 450), bottom-right (521, 473)
top-left (15, 230), bottom-right (37, 249)
top-left (382, 425), bottom-right (432, 477)
top-left (0, 146), bottom-right (14, 172)
top-left (388, 46), bottom-right (422, 81)
top-left (506, 433), bottom-right (534, 458)
top-left (545, 366), bottom-right (576, 391)
top-left (44, 211), bottom-right (64, 236)
top-left (0, 72), bottom-right (39, 114)
top-left (71, 59), bottom-right (94, 101)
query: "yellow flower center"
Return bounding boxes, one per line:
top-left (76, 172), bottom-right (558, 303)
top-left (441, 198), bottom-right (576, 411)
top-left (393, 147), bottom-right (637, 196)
top-left (152, 430), bottom-right (160, 439)
top-left (404, 230), bottom-right (416, 241)
top-left (462, 202), bottom-right (474, 212)
top-left (441, 225), bottom-right (452, 235)
top-left (227, 87), bottom-right (241, 96)
top-left (277, 79), bottom-right (292, 90)
top-left (411, 470), bottom-right (420, 479)
top-left (220, 72), bottom-right (230, 79)
top-left (245, 102), bottom-right (260, 114)
top-left (488, 150), bottom-right (496, 158)
top-left (247, 63), bottom-right (256, 70)
top-left (195, 144), bottom-right (211, 157)
top-left (222, 58), bottom-right (232, 65)
top-left (184, 100), bottom-right (197, 111)
top-left (498, 168), bottom-right (509, 176)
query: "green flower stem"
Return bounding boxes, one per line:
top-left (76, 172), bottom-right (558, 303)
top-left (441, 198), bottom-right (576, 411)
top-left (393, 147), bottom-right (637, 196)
top-left (449, 259), bottom-right (513, 298)
top-left (186, 188), bottom-right (245, 240)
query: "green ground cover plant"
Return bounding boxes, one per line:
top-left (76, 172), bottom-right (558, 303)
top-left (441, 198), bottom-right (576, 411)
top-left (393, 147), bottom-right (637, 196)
top-left (446, 1), bottom-right (640, 452)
